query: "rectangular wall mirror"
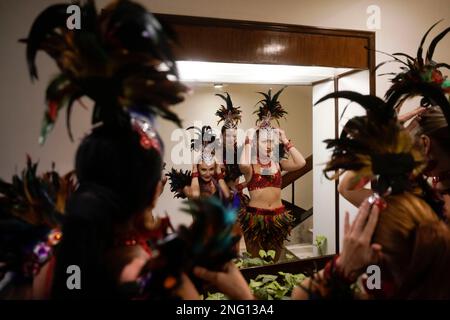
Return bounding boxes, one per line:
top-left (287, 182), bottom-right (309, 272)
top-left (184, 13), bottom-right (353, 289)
top-left (154, 14), bottom-right (376, 271)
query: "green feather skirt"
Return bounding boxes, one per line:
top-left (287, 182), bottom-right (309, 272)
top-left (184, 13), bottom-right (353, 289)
top-left (238, 204), bottom-right (293, 251)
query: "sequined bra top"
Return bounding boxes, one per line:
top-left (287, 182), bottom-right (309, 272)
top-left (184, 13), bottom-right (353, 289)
top-left (247, 164), bottom-right (282, 191)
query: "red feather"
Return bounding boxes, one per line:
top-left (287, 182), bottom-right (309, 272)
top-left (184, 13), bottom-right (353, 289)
top-left (48, 100), bottom-right (58, 121)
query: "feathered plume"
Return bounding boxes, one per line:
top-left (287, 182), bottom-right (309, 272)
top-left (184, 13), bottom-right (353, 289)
top-left (254, 86), bottom-right (288, 128)
top-left (121, 197), bottom-right (240, 299)
top-left (0, 157), bottom-right (75, 282)
top-left (186, 125), bottom-right (217, 164)
top-left (315, 91), bottom-right (426, 196)
top-left (165, 168), bottom-right (192, 199)
top-left (0, 156), bottom-right (75, 227)
top-left (378, 21), bottom-right (450, 129)
top-left (21, 0), bottom-right (188, 144)
top-left (186, 125), bottom-right (216, 152)
top-left (215, 92), bottom-right (242, 129)
top-left (179, 197), bottom-right (240, 268)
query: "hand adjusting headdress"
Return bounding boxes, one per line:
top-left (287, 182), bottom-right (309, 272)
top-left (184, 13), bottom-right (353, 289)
top-left (378, 21), bottom-right (450, 130)
top-left (316, 91), bottom-right (426, 197)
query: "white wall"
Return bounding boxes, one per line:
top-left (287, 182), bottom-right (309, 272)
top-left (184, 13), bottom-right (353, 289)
top-left (312, 80), bottom-right (336, 254)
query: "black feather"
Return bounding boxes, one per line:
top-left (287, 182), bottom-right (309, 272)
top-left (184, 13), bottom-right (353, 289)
top-left (426, 26), bottom-right (450, 62)
top-left (22, 0), bottom-right (188, 143)
top-left (417, 20), bottom-right (443, 66)
top-left (166, 168), bottom-right (192, 199)
top-left (21, 4), bottom-right (69, 80)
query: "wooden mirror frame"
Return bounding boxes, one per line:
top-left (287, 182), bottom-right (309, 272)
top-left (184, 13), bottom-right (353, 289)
top-left (157, 13), bottom-right (376, 272)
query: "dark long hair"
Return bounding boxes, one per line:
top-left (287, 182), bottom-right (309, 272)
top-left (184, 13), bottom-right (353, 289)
top-left (220, 126), bottom-right (243, 183)
top-left (52, 125), bottom-right (163, 299)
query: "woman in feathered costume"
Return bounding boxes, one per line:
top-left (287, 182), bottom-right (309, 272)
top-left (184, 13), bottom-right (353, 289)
top-left (289, 90), bottom-right (450, 299)
top-left (166, 125), bottom-right (230, 201)
top-left (239, 87), bottom-right (306, 261)
top-left (214, 92), bottom-right (247, 254)
top-left (381, 21), bottom-right (450, 220)
top-left (191, 89), bottom-right (450, 300)
top-left (338, 22), bottom-right (450, 219)
top-left (215, 92), bottom-right (245, 190)
top-left (21, 0), bottom-right (193, 298)
top-left (117, 196), bottom-right (242, 299)
top-left (22, 0), bottom-right (241, 299)
top-left (410, 106), bottom-right (450, 219)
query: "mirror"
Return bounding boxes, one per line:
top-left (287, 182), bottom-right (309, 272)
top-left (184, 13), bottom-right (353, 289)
top-left (153, 14), bottom-right (375, 269)
top-left (160, 80), bottom-right (313, 265)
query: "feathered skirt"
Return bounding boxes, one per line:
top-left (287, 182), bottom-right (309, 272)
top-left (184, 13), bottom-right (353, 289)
top-left (238, 204), bottom-right (293, 252)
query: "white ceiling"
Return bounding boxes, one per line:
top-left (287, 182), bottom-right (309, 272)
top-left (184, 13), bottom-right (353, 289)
top-left (176, 61), bottom-right (354, 85)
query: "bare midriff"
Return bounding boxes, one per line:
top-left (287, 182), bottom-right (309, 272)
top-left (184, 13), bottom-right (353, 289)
top-left (248, 187), bottom-right (283, 209)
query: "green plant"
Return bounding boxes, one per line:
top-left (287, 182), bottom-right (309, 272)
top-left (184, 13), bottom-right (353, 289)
top-left (205, 271), bottom-right (306, 300)
top-left (249, 274), bottom-right (287, 300)
top-left (278, 272), bottom-right (306, 289)
top-left (205, 292), bottom-right (229, 300)
top-left (234, 250), bottom-right (275, 269)
top-left (314, 235), bottom-right (327, 256)
top-left (249, 272), bottom-right (306, 300)
top-left (259, 249), bottom-right (276, 260)
top-left (285, 253), bottom-right (295, 260)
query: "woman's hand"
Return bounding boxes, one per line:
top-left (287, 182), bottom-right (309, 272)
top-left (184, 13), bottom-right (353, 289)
top-left (215, 163), bottom-right (223, 176)
top-left (398, 106), bottom-right (426, 132)
top-left (240, 129), bottom-right (255, 173)
top-left (119, 257), bottom-right (147, 283)
top-left (193, 262), bottom-right (254, 300)
top-left (175, 273), bottom-right (202, 300)
top-left (190, 163), bottom-right (200, 198)
top-left (160, 176), bottom-right (168, 195)
top-left (245, 128), bottom-right (256, 144)
top-left (278, 128), bottom-right (289, 145)
top-left (336, 199), bottom-right (383, 281)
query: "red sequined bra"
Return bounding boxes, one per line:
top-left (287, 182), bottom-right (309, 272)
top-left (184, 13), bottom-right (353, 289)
top-left (247, 164), bottom-right (282, 191)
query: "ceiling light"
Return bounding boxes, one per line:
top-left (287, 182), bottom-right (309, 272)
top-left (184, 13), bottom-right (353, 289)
top-left (176, 61), bottom-right (353, 85)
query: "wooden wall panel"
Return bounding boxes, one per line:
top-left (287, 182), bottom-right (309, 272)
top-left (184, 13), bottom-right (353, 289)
top-left (157, 14), bottom-right (375, 70)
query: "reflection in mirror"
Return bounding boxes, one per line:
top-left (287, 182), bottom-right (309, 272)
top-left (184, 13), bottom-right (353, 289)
top-left (156, 62), bottom-right (358, 268)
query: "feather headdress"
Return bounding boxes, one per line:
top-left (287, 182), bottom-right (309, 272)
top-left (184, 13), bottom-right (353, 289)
top-left (215, 92), bottom-right (242, 129)
top-left (316, 91), bottom-right (426, 196)
top-left (0, 157), bottom-right (75, 283)
top-left (378, 21), bottom-right (450, 129)
top-left (186, 125), bottom-right (217, 165)
top-left (254, 87), bottom-right (288, 129)
top-left (21, 0), bottom-right (188, 145)
top-left (121, 197), bottom-right (240, 299)
top-left (165, 168), bottom-right (192, 199)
